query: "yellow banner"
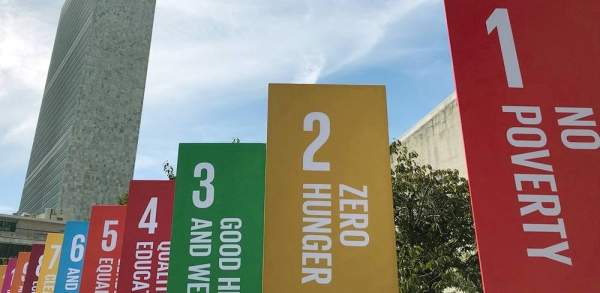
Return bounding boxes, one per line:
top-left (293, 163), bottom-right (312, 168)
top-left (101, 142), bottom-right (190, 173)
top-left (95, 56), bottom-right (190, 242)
top-left (0, 265), bottom-right (6, 289)
top-left (264, 84), bottom-right (398, 293)
top-left (36, 233), bottom-right (64, 293)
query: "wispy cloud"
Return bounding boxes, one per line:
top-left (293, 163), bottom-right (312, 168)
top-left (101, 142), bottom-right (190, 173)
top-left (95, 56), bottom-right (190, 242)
top-left (0, 1), bottom-right (57, 154)
top-left (145, 0), bottom-right (439, 105)
top-left (132, 0), bottom-right (441, 179)
top-left (0, 205), bottom-right (15, 215)
top-left (0, 0), bottom-right (447, 207)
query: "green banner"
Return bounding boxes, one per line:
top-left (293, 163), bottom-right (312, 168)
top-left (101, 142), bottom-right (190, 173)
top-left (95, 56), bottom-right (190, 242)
top-left (167, 143), bottom-right (265, 293)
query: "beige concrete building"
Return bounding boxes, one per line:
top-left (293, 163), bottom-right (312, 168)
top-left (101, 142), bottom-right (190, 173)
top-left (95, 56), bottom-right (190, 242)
top-left (396, 93), bottom-right (472, 293)
top-left (396, 92), bottom-right (468, 178)
top-left (0, 213), bottom-right (65, 263)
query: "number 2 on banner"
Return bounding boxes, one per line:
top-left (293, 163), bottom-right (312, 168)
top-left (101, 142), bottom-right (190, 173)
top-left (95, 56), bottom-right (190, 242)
top-left (487, 8), bottom-right (523, 88)
top-left (303, 112), bottom-right (330, 171)
top-left (139, 197), bottom-right (159, 234)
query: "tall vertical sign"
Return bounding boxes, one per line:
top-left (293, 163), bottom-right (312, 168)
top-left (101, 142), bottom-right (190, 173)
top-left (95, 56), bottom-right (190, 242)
top-left (444, 1), bottom-right (600, 292)
top-left (0, 266), bottom-right (6, 290)
top-left (79, 206), bottom-right (127, 293)
top-left (167, 143), bottom-right (266, 293)
top-left (22, 244), bottom-right (45, 293)
top-left (117, 180), bottom-right (175, 293)
top-left (1, 259), bottom-right (15, 293)
top-left (36, 233), bottom-right (64, 293)
top-left (10, 252), bottom-right (31, 293)
top-left (263, 84), bottom-right (398, 292)
top-left (55, 221), bottom-right (90, 293)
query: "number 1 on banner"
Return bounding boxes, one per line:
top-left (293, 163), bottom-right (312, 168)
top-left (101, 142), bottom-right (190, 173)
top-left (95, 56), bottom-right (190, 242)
top-left (487, 8), bottom-right (523, 88)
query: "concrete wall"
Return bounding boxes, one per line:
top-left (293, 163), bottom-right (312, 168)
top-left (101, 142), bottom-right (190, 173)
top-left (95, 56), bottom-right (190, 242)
top-left (0, 214), bottom-right (65, 251)
top-left (396, 93), bottom-right (468, 178)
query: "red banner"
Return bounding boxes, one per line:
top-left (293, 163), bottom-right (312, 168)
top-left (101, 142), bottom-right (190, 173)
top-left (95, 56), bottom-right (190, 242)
top-left (80, 205), bottom-right (127, 293)
top-left (444, 1), bottom-right (600, 292)
top-left (10, 252), bottom-right (30, 293)
top-left (117, 180), bottom-right (175, 293)
top-left (22, 244), bottom-right (44, 293)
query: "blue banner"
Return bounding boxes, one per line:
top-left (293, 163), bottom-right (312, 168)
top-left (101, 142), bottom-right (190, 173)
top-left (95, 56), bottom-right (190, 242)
top-left (55, 221), bottom-right (89, 293)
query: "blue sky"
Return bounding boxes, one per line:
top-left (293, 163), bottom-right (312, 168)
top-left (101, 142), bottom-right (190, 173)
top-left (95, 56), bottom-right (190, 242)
top-left (0, 0), bottom-right (455, 214)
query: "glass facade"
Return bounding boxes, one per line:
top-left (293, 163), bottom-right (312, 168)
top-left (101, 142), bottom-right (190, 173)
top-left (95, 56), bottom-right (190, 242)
top-left (19, 0), bottom-right (97, 215)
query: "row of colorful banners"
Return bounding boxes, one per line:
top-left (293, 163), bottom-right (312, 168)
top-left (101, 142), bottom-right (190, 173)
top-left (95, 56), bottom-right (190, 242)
top-left (0, 84), bottom-right (399, 293)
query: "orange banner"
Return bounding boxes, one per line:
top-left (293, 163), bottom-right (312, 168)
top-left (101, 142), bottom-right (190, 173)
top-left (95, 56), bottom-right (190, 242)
top-left (10, 252), bottom-right (30, 293)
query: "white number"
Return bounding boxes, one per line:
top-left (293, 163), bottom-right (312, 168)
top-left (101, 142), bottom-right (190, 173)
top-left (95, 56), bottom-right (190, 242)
top-left (101, 220), bottom-right (119, 252)
top-left (21, 263), bottom-right (28, 281)
top-left (36, 255), bottom-right (43, 276)
top-left (303, 112), bottom-right (331, 171)
top-left (70, 234), bottom-right (86, 262)
top-left (487, 8), bottom-right (523, 88)
top-left (193, 163), bottom-right (215, 208)
top-left (48, 244), bottom-right (61, 269)
top-left (139, 197), bottom-right (159, 234)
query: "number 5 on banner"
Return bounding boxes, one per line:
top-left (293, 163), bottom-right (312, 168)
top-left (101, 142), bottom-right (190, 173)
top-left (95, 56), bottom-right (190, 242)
top-left (102, 220), bottom-right (119, 252)
top-left (487, 8), bottom-right (523, 88)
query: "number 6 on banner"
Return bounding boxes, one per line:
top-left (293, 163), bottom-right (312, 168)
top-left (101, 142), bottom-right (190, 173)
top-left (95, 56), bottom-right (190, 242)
top-left (139, 197), bottom-right (159, 234)
top-left (71, 234), bottom-right (86, 262)
top-left (487, 8), bottom-right (523, 88)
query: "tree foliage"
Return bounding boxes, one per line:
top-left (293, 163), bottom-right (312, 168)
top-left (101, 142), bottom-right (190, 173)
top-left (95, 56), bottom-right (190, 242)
top-left (391, 141), bottom-right (482, 293)
top-left (116, 191), bottom-right (128, 205)
top-left (163, 161), bottom-right (176, 181)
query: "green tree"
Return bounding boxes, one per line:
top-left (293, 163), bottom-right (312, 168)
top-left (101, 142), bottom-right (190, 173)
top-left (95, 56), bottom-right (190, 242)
top-left (116, 160), bottom-right (178, 205)
top-left (116, 190), bottom-right (128, 205)
top-left (163, 161), bottom-right (176, 180)
top-left (391, 141), bottom-right (481, 293)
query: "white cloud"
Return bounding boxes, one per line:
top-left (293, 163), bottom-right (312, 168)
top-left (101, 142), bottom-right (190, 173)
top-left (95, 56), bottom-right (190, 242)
top-left (0, 0), bottom-right (447, 197)
top-left (144, 0), bottom-right (439, 106)
top-left (0, 1), bottom-right (57, 153)
top-left (0, 205), bottom-right (15, 215)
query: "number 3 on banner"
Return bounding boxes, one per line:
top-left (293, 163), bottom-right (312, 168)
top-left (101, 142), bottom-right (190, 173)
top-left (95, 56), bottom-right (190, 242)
top-left (487, 8), bottom-right (523, 88)
top-left (303, 112), bottom-right (330, 171)
top-left (139, 197), bottom-right (158, 234)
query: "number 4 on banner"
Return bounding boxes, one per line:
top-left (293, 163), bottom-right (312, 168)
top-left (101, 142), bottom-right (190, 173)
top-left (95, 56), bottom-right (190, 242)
top-left (487, 8), bottom-right (523, 89)
top-left (139, 197), bottom-right (159, 234)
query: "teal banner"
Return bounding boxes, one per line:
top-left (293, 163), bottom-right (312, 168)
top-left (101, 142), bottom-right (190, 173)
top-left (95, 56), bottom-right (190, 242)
top-left (167, 143), bottom-right (265, 293)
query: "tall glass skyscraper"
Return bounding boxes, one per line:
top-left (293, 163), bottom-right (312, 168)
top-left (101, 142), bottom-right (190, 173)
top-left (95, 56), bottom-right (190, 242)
top-left (19, 0), bottom-right (156, 220)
